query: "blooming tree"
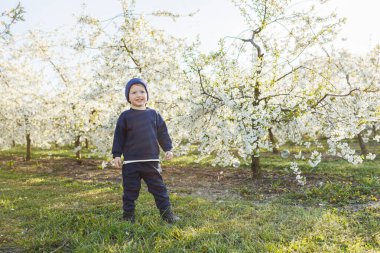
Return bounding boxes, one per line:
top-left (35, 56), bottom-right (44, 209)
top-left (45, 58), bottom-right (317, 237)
top-left (290, 46), bottom-right (380, 163)
top-left (0, 36), bottom-right (53, 160)
top-left (0, 1), bottom-right (185, 162)
top-left (171, 0), bottom-right (358, 178)
top-left (72, 0), bottom-right (184, 157)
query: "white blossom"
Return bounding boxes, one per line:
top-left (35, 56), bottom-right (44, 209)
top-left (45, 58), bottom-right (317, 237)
top-left (366, 153), bottom-right (376, 160)
top-left (289, 162), bottom-right (306, 186)
top-left (308, 151), bottom-right (321, 168)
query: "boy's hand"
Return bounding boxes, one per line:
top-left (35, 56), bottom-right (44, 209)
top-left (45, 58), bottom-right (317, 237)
top-left (113, 157), bottom-right (122, 169)
top-left (165, 151), bottom-right (173, 160)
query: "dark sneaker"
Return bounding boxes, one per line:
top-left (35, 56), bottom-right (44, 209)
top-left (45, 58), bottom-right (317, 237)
top-left (160, 207), bottom-right (180, 224)
top-left (122, 212), bottom-right (135, 223)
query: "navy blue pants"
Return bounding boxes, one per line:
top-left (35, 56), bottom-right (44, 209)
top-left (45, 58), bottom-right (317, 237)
top-left (122, 161), bottom-right (170, 213)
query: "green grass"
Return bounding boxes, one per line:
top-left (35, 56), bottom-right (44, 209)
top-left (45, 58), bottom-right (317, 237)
top-left (0, 145), bottom-right (104, 161)
top-left (0, 169), bottom-right (379, 251)
top-left (1, 144), bottom-right (379, 252)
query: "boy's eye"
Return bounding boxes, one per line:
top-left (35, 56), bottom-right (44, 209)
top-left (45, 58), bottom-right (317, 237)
top-left (131, 91), bottom-right (145, 94)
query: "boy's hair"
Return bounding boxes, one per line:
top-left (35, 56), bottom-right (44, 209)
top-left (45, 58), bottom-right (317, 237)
top-left (125, 78), bottom-right (149, 103)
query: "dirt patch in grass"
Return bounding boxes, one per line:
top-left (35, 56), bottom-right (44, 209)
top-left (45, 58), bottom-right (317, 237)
top-left (1, 157), bottom-right (379, 208)
top-left (1, 157), bottom-right (302, 197)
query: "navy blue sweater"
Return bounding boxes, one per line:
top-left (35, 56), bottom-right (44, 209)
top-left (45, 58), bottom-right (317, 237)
top-left (112, 108), bottom-right (173, 161)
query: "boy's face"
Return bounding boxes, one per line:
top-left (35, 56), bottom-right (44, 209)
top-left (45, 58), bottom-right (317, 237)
top-left (129, 84), bottom-right (147, 109)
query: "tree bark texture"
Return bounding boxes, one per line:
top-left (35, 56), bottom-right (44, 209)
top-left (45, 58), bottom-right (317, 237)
top-left (75, 135), bottom-right (82, 163)
top-left (357, 133), bottom-right (368, 155)
top-left (268, 128), bottom-right (279, 154)
top-left (251, 155), bottom-right (261, 178)
top-left (26, 133), bottom-right (31, 161)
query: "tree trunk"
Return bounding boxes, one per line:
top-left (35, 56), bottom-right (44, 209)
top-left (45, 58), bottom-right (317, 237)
top-left (26, 133), bottom-right (31, 161)
top-left (12, 140), bottom-right (16, 147)
top-left (373, 125), bottom-right (377, 137)
top-left (268, 128), bottom-right (279, 154)
top-left (357, 133), bottom-right (368, 155)
top-left (251, 155), bottom-right (261, 178)
top-left (85, 138), bottom-right (89, 149)
top-left (75, 135), bottom-right (82, 163)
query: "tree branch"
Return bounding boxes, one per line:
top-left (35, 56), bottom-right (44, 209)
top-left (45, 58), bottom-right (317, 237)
top-left (313, 88), bottom-right (360, 108)
top-left (274, 65), bottom-right (304, 83)
top-left (120, 38), bottom-right (142, 73)
top-left (195, 67), bottom-right (223, 102)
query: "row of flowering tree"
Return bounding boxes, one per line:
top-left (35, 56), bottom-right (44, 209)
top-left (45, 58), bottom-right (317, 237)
top-left (0, 0), bottom-right (184, 162)
top-left (0, 0), bottom-right (378, 180)
top-left (170, 0), bottom-right (379, 179)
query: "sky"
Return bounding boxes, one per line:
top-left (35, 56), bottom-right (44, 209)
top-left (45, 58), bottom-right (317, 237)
top-left (1, 0), bottom-right (380, 55)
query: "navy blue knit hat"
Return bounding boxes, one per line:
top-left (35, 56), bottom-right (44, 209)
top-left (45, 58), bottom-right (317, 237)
top-left (125, 78), bottom-right (149, 103)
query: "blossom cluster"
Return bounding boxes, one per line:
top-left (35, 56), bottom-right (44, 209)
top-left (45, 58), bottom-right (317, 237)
top-left (289, 162), bottom-right (306, 186)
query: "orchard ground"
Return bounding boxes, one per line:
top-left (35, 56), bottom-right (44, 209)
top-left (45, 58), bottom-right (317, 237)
top-left (0, 144), bottom-right (379, 252)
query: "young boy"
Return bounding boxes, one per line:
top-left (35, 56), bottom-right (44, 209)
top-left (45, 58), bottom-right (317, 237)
top-left (112, 78), bottom-right (180, 224)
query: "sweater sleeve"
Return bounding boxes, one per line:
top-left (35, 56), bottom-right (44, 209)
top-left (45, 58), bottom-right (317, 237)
top-left (156, 112), bottom-right (173, 152)
top-left (112, 113), bottom-right (127, 158)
